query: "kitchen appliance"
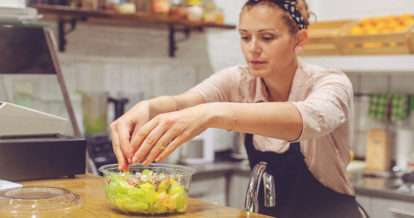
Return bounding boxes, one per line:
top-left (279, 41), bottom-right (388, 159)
top-left (0, 135), bottom-right (86, 181)
top-left (0, 101), bottom-right (67, 137)
top-left (395, 128), bottom-right (413, 170)
top-left (0, 0), bottom-right (25, 8)
top-left (0, 23), bottom-right (86, 180)
top-left (0, 22), bottom-right (81, 137)
top-left (179, 129), bottom-right (215, 165)
top-left (0, 179), bottom-right (22, 191)
top-left (80, 91), bottom-right (109, 136)
top-left (81, 92), bottom-right (130, 173)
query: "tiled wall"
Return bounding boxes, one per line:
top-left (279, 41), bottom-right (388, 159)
top-left (45, 20), bottom-right (216, 135)
top-left (348, 72), bottom-right (414, 160)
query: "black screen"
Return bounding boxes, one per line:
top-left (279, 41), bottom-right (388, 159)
top-left (0, 24), bottom-right (56, 75)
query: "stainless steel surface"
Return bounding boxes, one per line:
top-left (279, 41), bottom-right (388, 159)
top-left (263, 172), bottom-right (275, 207)
top-left (244, 162), bottom-right (275, 213)
top-left (389, 208), bottom-right (414, 217)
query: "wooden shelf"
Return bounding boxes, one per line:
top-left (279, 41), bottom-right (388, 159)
top-left (32, 4), bottom-right (236, 57)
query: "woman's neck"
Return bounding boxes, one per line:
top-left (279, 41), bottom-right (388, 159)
top-left (263, 58), bottom-right (298, 102)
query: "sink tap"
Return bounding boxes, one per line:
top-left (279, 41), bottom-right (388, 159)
top-left (244, 161), bottom-right (276, 213)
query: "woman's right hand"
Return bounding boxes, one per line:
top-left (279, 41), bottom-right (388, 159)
top-left (110, 101), bottom-right (151, 171)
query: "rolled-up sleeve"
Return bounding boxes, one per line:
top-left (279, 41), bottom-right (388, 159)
top-left (190, 66), bottom-right (241, 103)
top-left (291, 72), bottom-right (353, 141)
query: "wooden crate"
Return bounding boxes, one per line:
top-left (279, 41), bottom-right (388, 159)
top-left (340, 21), bottom-right (414, 55)
top-left (410, 27), bottom-right (414, 54)
top-left (301, 20), bottom-right (355, 56)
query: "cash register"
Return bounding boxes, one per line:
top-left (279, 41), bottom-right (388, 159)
top-left (0, 23), bottom-right (86, 181)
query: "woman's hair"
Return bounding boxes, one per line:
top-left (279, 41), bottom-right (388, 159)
top-left (242, 0), bottom-right (313, 35)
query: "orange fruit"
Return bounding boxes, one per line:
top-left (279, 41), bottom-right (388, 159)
top-left (372, 16), bottom-right (385, 25)
top-left (360, 17), bottom-right (373, 26)
top-left (400, 13), bottom-right (413, 21)
top-left (363, 24), bottom-right (379, 34)
top-left (349, 26), bottom-right (364, 35)
top-left (385, 15), bottom-right (398, 22)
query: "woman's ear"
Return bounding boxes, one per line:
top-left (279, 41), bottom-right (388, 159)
top-left (294, 46), bottom-right (303, 54)
top-left (294, 29), bottom-right (308, 54)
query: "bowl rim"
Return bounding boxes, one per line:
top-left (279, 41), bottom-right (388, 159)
top-left (98, 163), bottom-right (196, 176)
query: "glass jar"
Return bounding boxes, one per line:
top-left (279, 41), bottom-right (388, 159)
top-left (151, 0), bottom-right (170, 14)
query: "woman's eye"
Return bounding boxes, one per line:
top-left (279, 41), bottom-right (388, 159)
top-left (262, 36), bottom-right (274, 41)
top-left (241, 36), bottom-right (250, 41)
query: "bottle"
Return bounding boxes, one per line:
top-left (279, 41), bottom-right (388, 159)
top-left (151, 0), bottom-right (170, 15)
top-left (407, 153), bottom-right (414, 171)
top-left (135, 0), bottom-right (150, 13)
top-left (186, 0), bottom-right (203, 21)
top-left (169, 0), bottom-right (186, 19)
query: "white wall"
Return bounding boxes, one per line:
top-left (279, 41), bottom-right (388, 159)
top-left (308, 0), bottom-right (414, 21)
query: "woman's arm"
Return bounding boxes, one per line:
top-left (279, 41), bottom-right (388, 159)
top-left (147, 91), bottom-right (205, 118)
top-left (135, 101), bottom-right (302, 165)
top-left (205, 102), bottom-right (303, 141)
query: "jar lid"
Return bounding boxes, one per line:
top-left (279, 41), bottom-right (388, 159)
top-left (0, 186), bottom-right (82, 215)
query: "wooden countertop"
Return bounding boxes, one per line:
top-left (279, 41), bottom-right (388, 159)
top-left (20, 174), bottom-right (271, 217)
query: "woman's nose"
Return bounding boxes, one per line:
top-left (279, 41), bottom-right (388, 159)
top-left (249, 38), bottom-right (261, 54)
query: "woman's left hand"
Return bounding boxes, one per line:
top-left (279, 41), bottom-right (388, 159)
top-left (129, 105), bottom-right (209, 166)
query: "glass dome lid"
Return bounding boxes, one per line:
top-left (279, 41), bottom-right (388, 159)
top-left (0, 186), bottom-right (82, 215)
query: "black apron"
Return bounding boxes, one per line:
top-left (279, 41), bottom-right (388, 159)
top-left (244, 133), bottom-right (363, 218)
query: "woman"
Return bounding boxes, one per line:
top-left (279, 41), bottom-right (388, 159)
top-left (110, 0), bottom-right (366, 217)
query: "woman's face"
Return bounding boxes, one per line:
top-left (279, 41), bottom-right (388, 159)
top-left (239, 5), bottom-right (297, 79)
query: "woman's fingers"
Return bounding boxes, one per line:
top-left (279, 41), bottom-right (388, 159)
top-left (131, 120), bottom-right (167, 164)
top-left (110, 124), bottom-right (129, 171)
top-left (128, 124), bottom-right (150, 163)
top-left (155, 135), bottom-right (186, 163)
top-left (116, 123), bottom-right (133, 162)
top-left (142, 130), bottom-right (179, 166)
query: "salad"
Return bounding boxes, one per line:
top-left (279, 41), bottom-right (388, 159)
top-left (105, 169), bottom-right (189, 214)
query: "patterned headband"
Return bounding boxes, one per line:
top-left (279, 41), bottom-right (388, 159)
top-left (247, 0), bottom-right (307, 30)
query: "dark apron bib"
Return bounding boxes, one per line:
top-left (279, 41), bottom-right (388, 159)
top-left (244, 133), bottom-right (362, 218)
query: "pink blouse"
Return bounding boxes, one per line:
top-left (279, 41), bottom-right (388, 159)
top-left (190, 59), bottom-right (355, 195)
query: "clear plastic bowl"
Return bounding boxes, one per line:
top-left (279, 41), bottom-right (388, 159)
top-left (98, 163), bottom-right (195, 215)
top-left (0, 186), bottom-right (82, 217)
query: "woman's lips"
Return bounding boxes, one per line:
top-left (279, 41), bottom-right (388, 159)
top-left (250, 60), bottom-right (266, 67)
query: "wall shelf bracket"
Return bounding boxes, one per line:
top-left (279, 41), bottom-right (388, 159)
top-left (57, 17), bottom-right (86, 51)
top-left (169, 25), bottom-right (201, 57)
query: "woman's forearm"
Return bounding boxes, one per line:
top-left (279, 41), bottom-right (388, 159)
top-left (205, 102), bottom-right (303, 141)
top-left (144, 96), bottom-right (178, 119)
top-left (144, 91), bottom-right (205, 119)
